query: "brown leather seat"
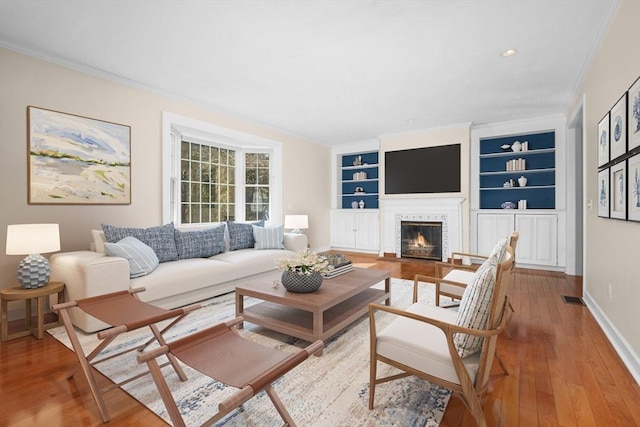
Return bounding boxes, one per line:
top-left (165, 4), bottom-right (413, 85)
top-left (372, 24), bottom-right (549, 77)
top-left (52, 287), bottom-right (200, 423)
top-left (138, 316), bottom-right (323, 427)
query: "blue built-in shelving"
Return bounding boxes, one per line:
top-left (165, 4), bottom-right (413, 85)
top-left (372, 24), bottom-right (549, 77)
top-left (339, 151), bottom-right (379, 209)
top-left (479, 131), bottom-right (555, 209)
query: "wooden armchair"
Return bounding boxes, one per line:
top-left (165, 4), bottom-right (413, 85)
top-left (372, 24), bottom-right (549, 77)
top-left (138, 316), bottom-right (323, 427)
top-left (369, 247), bottom-right (514, 427)
top-left (434, 231), bottom-right (519, 307)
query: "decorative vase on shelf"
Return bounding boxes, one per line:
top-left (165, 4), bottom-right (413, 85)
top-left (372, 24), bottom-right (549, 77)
top-left (351, 201), bottom-right (359, 209)
top-left (359, 200), bottom-right (365, 209)
top-left (518, 176), bottom-right (528, 187)
top-left (511, 140), bottom-right (522, 152)
top-left (281, 271), bottom-right (323, 293)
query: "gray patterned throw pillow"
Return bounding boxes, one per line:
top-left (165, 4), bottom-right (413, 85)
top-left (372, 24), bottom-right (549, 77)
top-left (102, 223), bottom-right (178, 263)
top-left (174, 225), bottom-right (226, 259)
top-left (226, 220), bottom-right (264, 251)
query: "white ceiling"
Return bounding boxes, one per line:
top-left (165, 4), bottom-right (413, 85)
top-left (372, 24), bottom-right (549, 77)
top-left (0, 1), bottom-right (617, 145)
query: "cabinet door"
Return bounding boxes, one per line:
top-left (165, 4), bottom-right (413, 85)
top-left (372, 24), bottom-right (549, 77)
top-left (330, 211), bottom-right (356, 248)
top-left (515, 214), bottom-right (557, 266)
top-left (354, 211), bottom-right (379, 251)
top-left (477, 214), bottom-right (515, 255)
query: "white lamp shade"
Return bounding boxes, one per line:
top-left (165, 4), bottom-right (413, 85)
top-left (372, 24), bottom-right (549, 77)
top-left (6, 224), bottom-right (61, 255)
top-left (284, 215), bottom-right (308, 230)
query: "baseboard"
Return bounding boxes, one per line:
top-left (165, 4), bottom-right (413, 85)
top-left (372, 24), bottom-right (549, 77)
top-left (583, 291), bottom-right (640, 385)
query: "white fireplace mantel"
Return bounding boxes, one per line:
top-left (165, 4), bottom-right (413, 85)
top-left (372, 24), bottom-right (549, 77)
top-left (379, 197), bottom-right (465, 260)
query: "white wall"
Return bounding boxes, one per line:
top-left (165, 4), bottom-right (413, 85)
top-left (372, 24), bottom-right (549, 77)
top-left (0, 48), bottom-right (332, 309)
top-left (568, 0), bottom-right (640, 382)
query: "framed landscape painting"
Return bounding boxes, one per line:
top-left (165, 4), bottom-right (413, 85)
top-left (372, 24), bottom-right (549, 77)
top-left (610, 161), bottom-right (626, 220)
top-left (28, 106), bottom-right (131, 205)
top-left (597, 113), bottom-right (609, 167)
top-left (628, 153), bottom-right (640, 222)
top-left (598, 168), bottom-right (609, 218)
top-left (629, 77), bottom-right (640, 151)
top-left (609, 94), bottom-right (627, 161)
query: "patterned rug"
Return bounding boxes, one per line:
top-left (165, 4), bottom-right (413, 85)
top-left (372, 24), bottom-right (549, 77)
top-left (48, 278), bottom-right (451, 426)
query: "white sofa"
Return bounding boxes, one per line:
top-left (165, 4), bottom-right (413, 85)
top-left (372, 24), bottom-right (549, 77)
top-left (50, 226), bottom-right (307, 332)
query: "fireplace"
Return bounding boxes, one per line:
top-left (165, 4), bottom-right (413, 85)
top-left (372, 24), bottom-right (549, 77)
top-left (400, 221), bottom-right (443, 261)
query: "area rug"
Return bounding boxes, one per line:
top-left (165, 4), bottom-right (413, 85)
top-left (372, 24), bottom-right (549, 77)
top-left (48, 278), bottom-right (451, 426)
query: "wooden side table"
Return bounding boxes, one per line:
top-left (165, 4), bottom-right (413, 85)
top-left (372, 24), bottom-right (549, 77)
top-left (1, 281), bottom-right (65, 341)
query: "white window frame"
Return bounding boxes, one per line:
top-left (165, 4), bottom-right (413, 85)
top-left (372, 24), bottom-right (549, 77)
top-left (162, 111), bottom-right (282, 227)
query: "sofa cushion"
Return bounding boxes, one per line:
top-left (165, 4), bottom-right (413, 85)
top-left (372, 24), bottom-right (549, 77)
top-left (174, 225), bottom-right (226, 259)
top-left (102, 223), bottom-right (178, 263)
top-left (103, 236), bottom-right (159, 278)
top-left (226, 220), bottom-right (264, 251)
top-left (454, 256), bottom-right (498, 357)
top-left (252, 224), bottom-right (285, 250)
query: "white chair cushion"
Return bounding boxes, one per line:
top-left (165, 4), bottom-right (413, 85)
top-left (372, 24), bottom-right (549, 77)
top-left (376, 303), bottom-right (481, 385)
top-left (454, 256), bottom-right (498, 357)
top-left (441, 269), bottom-right (475, 298)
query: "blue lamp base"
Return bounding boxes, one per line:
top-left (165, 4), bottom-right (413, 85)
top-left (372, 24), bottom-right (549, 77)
top-left (17, 254), bottom-right (51, 289)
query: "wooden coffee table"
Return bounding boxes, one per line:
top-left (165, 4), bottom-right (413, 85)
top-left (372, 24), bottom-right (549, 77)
top-left (235, 267), bottom-right (390, 353)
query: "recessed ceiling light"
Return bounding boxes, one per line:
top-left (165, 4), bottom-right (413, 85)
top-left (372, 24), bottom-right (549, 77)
top-left (501, 49), bottom-right (517, 57)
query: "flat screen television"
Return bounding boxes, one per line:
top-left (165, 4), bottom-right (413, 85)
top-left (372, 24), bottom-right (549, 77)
top-left (385, 144), bottom-right (461, 194)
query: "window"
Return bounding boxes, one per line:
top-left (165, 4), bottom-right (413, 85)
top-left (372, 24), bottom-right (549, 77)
top-left (245, 153), bottom-right (270, 221)
top-left (180, 140), bottom-right (236, 224)
top-left (163, 112), bottom-right (282, 226)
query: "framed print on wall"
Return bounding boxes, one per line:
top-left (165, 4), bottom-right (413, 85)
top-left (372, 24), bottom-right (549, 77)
top-left (597, 113), bottom-right (610, 167)
top-left (28, 106), bottom-right (131, 205)
top-left (610, 161), bottom-right (626, 220)
top-left (598, 168), bottom-right (609, 218)
top-left (610, 94), bottom-right (627, 161)
top-left (629, 76), bottom-right (640, 151)
top-left (628, 153), bottom-right (640, 222)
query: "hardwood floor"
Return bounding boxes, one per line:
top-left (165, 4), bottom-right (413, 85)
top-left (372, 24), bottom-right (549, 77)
top-left (1, 253), bottom-right (639, 426)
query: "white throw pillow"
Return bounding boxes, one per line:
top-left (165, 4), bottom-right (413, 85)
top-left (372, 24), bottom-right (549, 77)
top-left (454, 255), bottom-right (498, 358)
top-left (104, 236), bottom-right (159, 278)
top-left (488, 237), bottom-right (509, 263)
top-left (252, 224), bottom-right (285, 250)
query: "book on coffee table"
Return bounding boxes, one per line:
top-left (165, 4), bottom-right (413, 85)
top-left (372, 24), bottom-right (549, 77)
top-left (321, 252), bottom-right (354, 279)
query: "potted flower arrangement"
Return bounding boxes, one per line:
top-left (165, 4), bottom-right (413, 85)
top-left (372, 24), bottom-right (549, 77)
top-left (276, 249), bottom-right (332, 293)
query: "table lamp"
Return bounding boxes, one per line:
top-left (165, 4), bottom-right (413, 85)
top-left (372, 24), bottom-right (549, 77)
top-left (284, 215), bottom-right (308, 234)
top-left (6, 224), bottom-right (60, 289)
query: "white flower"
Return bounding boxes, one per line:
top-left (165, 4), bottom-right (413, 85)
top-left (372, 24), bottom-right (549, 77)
top-left (276, 249), bottom-right (332, 275)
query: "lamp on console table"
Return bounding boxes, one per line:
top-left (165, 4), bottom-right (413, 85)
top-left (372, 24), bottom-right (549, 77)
top-left (284, 215), bottom-right (308, 234)
top-left (5, 224), bottom-right (60, 289)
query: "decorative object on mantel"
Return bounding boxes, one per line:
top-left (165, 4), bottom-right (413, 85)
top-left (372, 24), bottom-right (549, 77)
top-left (276, 249), bottom-right (331, 293)
top-left (518, 176), bottom-right (528, 187)
top-left (6, 224), bottom-right (60, 288)
top-left (501, 202), bottom-right (516, 209)
top-left (27, 106), bottom-right (131, 205)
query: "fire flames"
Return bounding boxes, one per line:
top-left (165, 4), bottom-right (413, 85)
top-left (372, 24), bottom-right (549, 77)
top-left (411, 232), bottom-right (429, 248)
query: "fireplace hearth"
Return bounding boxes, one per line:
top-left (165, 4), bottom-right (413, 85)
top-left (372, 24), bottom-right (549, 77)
top-left (400, 221), bottom-right (443, 261)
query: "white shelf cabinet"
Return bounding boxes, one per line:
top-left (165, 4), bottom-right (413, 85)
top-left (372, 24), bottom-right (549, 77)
top-left (330, 209), bottom-right (379, 253)
top-left (477, 212), bottom-right (558, 266)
